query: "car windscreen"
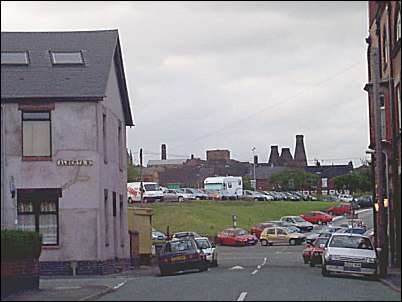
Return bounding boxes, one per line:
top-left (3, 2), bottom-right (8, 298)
top-left (314, 238), bottom-right (328, 246)
top-left (329, 236), bottom-right (373, 250)
top-left (166, 240), bottom-right (195, 252)
top-left (144, 184), bottom-right (160, 191)
top-left (196, 239), bottom-right (210, 249)
top-left (234, 229), bottom-right (248, 236)
top-left (293, 217), bottom-right (306, 222)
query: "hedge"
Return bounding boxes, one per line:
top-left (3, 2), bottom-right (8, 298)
top-left (1, 230), bottom-right (42, 261)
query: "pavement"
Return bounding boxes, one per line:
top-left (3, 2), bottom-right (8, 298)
top-left (380, 267), bottom-right (401, 293)
top-left (1, 266), bottom-right (158, 301)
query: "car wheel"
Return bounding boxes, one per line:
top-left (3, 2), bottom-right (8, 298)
top-left (178, 196), bottom-right (184, 202)
top-left (289, 239), bottom-right (296, 246)
top-left (261, 239), bottom-right (268, 246)
top-left (321, 264), bottom-right (330, 277)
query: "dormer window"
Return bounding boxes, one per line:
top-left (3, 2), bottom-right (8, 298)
top-left (1, 51), bottom-right (29, 65)
top-left (50, 51), bottom-right (84, 65)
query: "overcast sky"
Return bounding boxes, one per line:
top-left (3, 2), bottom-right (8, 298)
top-left (1, 1), bottom-right (370, 166)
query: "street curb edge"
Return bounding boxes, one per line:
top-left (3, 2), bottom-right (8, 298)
top-left (379, 278), bottom-right (401, 293)
top-left (79, 286), bottom-right (114, 301)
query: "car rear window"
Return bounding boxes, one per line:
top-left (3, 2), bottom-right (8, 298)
top-left (329, 236), bottom-right (373, 250)
top-left (166, 240), bottom-right (195, 252)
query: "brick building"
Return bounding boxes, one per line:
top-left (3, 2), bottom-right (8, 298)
top-left (364, 1), bottom-right (401, 269)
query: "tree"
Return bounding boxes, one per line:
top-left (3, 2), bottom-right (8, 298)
top-left (333, 166), bottom-right (373, 194)
top-left (243, 176), bottom-right (254, 190)
top-left (127, 163), bottom-right (141, 182)
top-left (270, 168), bottom-right (320, 191)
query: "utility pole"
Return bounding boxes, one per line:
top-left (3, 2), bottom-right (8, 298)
top-left (252, 147), bottom-right (256, 190)
top-left (372, 46), bottom-right (387, 277)
top-left (139, 148), bottom-right (143, 204)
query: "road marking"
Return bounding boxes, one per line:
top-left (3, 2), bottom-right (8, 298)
top-left (257, 265), bottom-right (261, 269)
top-left (262, 257), bottom-right (267, 266)
top-left (113, 281), bottom-right (127, 290)
top-left (230, 265), bottom-right (245, 270)
top-left (237, 292), bottom-right (248, 301)
top-left (251, 270), bottom-right (258, 275)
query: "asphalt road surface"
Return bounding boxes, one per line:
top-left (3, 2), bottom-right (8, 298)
top-left (98, 209), bottom-right (399, 301)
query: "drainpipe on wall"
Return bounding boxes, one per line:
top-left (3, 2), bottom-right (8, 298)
top-left (1, 105), bottom-right (5, 229)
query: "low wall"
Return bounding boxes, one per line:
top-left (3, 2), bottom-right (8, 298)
top-left (1, 259), bottom-right (39, 298)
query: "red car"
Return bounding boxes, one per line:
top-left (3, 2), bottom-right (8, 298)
top-left (302, 237), bottom-right (329, 267)
top-left (217, 228), bottom-right (258, 246)
top-left (300, 211), bottom-right (333, 224)
top-left (250, 222), bottom-right (276, 239)
top-left (326, 203), bottom-right (353, 216)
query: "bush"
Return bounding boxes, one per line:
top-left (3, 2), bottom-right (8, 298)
top-left (1, 230), bottom-right (42, 261)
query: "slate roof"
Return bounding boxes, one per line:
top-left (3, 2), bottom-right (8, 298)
top-left (1, 30), bottom-right (133, 126)
top-left (304, 163), bottom-right (354, 178)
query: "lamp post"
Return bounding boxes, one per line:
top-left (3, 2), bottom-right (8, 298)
top-left (252, 147), bottom-right (256, 190)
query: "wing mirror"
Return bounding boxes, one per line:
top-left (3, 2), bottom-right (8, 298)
top-left (211, 243), bottom-right (216, 248)
top-left (376, 247), bottom-right (382, 254)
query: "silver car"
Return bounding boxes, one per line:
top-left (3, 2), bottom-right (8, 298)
top-left (194, 237), bottom-right (218, 267)
top-left (322, 233), bottom-right (379, 279)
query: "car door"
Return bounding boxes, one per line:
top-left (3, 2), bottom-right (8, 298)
top-left (276, 228), bottom-right (288, 244)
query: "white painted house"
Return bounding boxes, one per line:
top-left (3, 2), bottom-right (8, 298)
top-left (1, 30), bottom-right (134, 275)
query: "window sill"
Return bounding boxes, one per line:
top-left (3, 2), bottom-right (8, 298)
top-left (42, 245), bottom-right (60, 250)
top-left (22, 156), bottom-right (52, 162)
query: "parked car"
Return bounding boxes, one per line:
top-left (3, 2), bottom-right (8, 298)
top-left (284, 192), bottom-right (300, 201)
top-left (204, 189), bottom-right (222, 200)
top-left (280, 216), bottom-right (314, 232)
top-left (172, 231), bottom-right (201, 240)
top-left (182, 188), bottom-right (208, 200)
top-left (243, 190), bottom-right (270, 201)
top-left (216, 228), bottom-right (258, 246)
top-left (152, 228), bottom-right (167, 241)
top-left (174, 188), bottom-right (196, 201)
top-left (336, 227), bottom-right (367, 235)
top-left (194, 237), bottom-right (218, 267)
top-left (162, 188), bottom-right (184, 202)
top-left (260, 226), bottom-right (306, 246)
top-left (303, 237), bottom-right (329, 266)
top-left (354, 195), bottom-right (373, 208)
top-left (250, 222), bottom-right (278, 239)
top-left (323, 195), bottom-right (340, 202)
top-left (300, 211), bottom-right (333, 224)
top-left (158, 238), bottom-right (208, 276)
top-left (322, 233), bottom-right (379, 279)
top-left (338, 194), bottom-right (354, 203)
top-left (258, 191), bottom-right (275, 201)
top-left (266, 220), bottom-right (300, 232)
top-left (262, 191), bottom-right (278, 200)
top-left (326, 203), bottom-right (354, 216)
top-left (305, 231), bottom-right (333, 245)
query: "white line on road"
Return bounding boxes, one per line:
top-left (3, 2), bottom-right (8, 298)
top-left (262, 257), bottom-right (267, 266)
top-left (113, 281), bottom-right (127, 290)
top-left (237, 292), bottom-right (248, 301)
top-left (251, 270), bottom-right (258, 275)
top-left (257, 265), bottom-right (261, 269)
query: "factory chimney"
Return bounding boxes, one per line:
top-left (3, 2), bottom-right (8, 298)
top-left (280, 148), bottom-right (294, 167)
top-left (161, 144), bottom-right (167, 160)
top-left (268, 145), bottom-right (282, 167)
top-left (293, 135), bottom-right (308, 167)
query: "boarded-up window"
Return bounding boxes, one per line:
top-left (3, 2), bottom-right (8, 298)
top-left (22, 111), bottom-right (51, 157)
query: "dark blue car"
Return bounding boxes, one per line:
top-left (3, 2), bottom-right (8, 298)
top-left (158, 238), bottom-right (208, 276)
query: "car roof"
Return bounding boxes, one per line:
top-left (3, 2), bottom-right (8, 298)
top-left (331, 233), bottom-right (369, 238)
top-left (194, 237), bottom-right (210, 241)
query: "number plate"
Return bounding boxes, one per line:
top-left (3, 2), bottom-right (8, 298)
top-left (171, 255), bottom-right (186, 262)
top-left (344, 262), bottom-right (361, 271)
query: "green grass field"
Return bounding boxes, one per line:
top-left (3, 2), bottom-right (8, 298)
top-left (132, 200), bottom-right (338, 236)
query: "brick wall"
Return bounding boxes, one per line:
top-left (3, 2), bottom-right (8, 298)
top-left (1, 259), bottom-right (40, 298)
top-left (39, 258), bottom-right (131, 276)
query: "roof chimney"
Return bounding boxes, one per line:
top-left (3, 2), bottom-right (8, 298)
top-left (280, 148), bottom-right (294, 167)
top-left (161, 144), bottom-right (167, 160)
top-left (294, 135), bottom-right (307, 167)
top-left (268, 145), bottom-right (282, 167)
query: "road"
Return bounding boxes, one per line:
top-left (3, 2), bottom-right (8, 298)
top-left (98, 209), bottom-right (399, 301)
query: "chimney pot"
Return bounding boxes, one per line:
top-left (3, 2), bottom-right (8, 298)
top-left (161, 144), bottom-right (167, 160)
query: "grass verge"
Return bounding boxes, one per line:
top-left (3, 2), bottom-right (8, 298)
top-left (133, 200), bottom-right (338, 236)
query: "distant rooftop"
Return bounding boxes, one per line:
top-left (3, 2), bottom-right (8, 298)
top-left (147, 159), bottom-right (187, 167)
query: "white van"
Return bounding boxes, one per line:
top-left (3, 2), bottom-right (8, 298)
top-left (203, 176), bottom-right (243, 200)
top-left (127, 182), bottom-right (163, 203)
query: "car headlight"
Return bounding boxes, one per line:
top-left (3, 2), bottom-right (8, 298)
top-left (329, 255), bottom-right (341, 261)
top-left (366, 258), bottom-right (376, 263)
